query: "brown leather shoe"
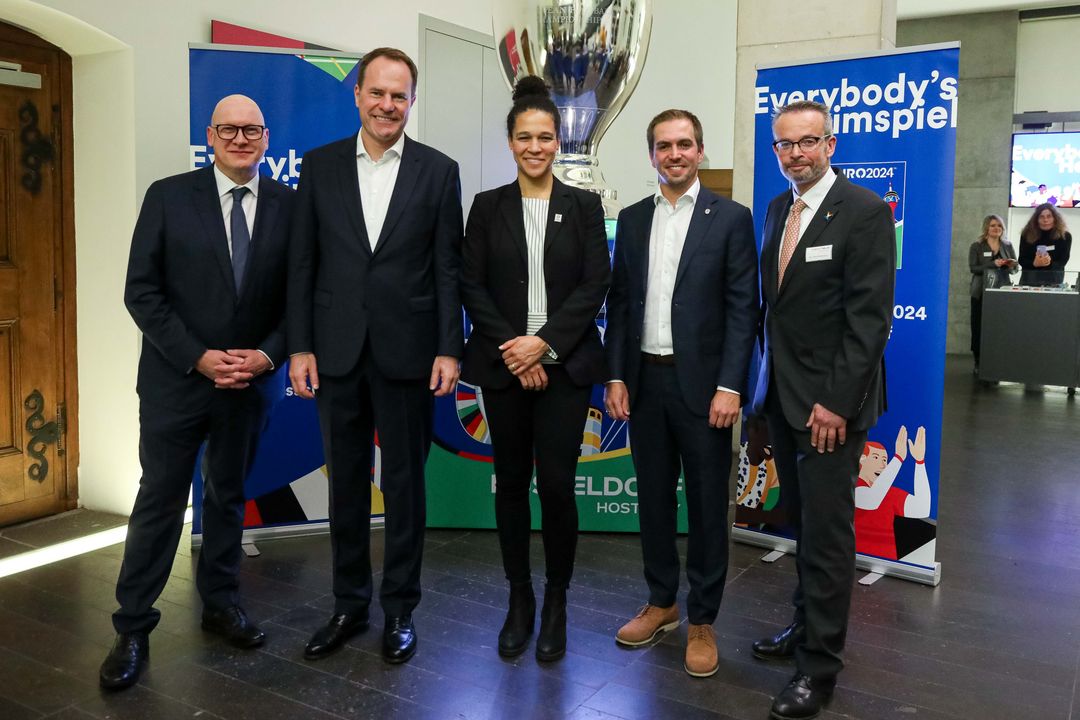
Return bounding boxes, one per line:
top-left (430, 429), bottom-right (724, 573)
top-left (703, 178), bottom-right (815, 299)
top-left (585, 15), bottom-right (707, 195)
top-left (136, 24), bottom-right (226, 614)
top-left (615, 603), bottom-right (680, 647)
top-left (684, 623), bottom-right (719, 677)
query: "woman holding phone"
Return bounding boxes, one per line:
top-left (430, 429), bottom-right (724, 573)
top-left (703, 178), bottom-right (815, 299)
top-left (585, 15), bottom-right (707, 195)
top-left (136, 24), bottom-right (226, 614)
top-left (1018, 203), bottom-right (1071, 286)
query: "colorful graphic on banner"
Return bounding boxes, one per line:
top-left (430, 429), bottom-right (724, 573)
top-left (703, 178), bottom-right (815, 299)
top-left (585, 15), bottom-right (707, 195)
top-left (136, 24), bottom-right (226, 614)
top-left (188, 46), bottom-right (362, 537)
top-left (737, 45), bottom-right (958, 577)
top-left (426, 220), bottom-right (689, 532)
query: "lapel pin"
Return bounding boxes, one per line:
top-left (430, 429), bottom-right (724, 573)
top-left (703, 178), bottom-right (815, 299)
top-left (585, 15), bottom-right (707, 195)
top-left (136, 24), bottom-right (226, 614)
top-left (554, 213), bottom-right (563, 223)
top-left (704, 208), bottom-right (711, 215)
top-left (824, 211), bottom-right (835, 222)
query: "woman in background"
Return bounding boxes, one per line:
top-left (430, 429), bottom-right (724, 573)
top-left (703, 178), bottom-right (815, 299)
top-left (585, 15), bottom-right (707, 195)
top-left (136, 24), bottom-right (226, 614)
top-left (1018, 203), bottom-right (1071, 286)
top-left (968, 214), bottom-right (1018, 374)
top-left (460, 76), bottom-right (610, 662)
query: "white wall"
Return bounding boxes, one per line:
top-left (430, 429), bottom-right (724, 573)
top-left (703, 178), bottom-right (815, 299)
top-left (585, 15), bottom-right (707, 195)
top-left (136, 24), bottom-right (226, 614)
top-left (0, 0), bottom-right (740, 515)
top-left (1008, 14), bottom-right (1080, 273)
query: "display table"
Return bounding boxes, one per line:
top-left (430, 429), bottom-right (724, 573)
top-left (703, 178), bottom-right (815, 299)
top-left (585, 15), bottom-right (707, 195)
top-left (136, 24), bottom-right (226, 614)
top-left (980, 287), bottom-right (1080, 387)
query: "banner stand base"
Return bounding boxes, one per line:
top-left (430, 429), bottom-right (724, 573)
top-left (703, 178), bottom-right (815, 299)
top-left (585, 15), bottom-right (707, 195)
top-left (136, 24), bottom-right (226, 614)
top-left (242, 543), bottom-right (261, 558)
top-left (192, 519), bottom-right (383, 550)
top-left (760, 550), bottom-right (785, 563)
top-left (732, 527), bottom-right (942, 587)
top-left (858, 571), bottom-right (884, 586)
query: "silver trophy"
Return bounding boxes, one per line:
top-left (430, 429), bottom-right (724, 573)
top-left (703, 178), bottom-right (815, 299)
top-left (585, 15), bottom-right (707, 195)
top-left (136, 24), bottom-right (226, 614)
top-left (493, 0), bottom-right (652, 217)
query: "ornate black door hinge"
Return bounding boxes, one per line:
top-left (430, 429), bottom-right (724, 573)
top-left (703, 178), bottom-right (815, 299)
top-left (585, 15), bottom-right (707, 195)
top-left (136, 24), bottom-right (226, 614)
top-left (18, 100), bottom-right (55, 195)
top-left (24, 390), bottom-right (59, 482)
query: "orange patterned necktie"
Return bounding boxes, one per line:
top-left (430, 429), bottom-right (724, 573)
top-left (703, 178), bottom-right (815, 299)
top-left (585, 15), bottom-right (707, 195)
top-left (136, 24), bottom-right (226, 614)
top-left (777, 198), bottom-right (807, 289)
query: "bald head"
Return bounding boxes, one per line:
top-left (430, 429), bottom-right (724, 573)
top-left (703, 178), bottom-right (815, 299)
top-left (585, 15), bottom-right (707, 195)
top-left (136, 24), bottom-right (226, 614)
top-left (207, 94), bottom-right (268, 185)
top-left (211, 94), bottom-right (264, 126)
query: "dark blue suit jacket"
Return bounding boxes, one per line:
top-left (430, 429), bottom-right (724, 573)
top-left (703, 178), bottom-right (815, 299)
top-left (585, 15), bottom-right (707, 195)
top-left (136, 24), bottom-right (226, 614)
top-left (124, 166), bottom-right (294, 410)
top-left (605, 186), bottom-right (759, 416)
top-left (287, 134), bottom-right (464, 378)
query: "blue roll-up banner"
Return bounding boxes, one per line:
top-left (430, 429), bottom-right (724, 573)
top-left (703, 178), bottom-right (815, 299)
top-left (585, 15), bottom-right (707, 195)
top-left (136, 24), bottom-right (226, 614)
top-left (188, 45), bottom-right (363, 543)
top-left (734, 44), bottom-right (959, 585)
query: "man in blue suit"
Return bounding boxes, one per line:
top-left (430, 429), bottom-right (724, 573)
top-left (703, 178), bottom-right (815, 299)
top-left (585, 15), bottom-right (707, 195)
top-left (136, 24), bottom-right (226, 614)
top-left (605, 109), bottom-right (759, 678)
top-left (287, 47), bottom-right (463, 665)
top-left (101, 95), bottom-right (294, 690)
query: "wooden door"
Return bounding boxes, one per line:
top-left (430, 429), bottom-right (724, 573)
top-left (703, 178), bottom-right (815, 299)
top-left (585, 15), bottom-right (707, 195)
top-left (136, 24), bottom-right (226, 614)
top-left (0, 23), bottom-right (76, 527)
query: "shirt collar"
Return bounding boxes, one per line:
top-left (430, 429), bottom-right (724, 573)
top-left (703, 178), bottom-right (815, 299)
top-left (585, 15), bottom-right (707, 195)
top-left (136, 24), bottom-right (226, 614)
top-left (357, 131), bottom-right (405, 163)
top-left (213, 164), bottom-right (260, 199)
top-left (791, 166), bottom-right (836, 212)
top-left (654, 177), bottom-right (700, 209)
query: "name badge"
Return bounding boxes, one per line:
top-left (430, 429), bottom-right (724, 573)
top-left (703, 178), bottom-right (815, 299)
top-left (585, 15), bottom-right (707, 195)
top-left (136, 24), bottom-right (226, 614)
top-left (983, 251), bottom-right (992, 257)
top-left (1046, 245), bottom-right (1056, 251)
top-left (805, 245), bottom-right (833, 263)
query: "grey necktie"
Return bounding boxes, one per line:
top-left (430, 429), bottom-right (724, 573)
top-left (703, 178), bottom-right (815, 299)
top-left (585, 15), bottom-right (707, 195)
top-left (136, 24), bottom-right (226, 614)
top-left (229, 186), bottom-right (250, 295)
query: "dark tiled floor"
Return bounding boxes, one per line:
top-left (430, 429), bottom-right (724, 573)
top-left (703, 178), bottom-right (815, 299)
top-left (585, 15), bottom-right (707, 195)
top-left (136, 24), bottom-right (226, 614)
top-left (0, 356), bottom-right (1077, 719)
top-left (0, 510), bottom-right (128, 559)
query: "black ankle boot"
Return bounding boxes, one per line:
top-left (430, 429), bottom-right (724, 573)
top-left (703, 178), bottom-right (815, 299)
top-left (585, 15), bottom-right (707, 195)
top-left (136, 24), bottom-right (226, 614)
top-left (535, 585), bottom-right (567, 662)
top-left (498, 582), bottom-right (535, 657)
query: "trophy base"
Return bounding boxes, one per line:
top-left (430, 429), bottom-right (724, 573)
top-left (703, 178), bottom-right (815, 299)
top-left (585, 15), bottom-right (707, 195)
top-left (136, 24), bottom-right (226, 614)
top-left (555, 154), bottom-right (620, 219)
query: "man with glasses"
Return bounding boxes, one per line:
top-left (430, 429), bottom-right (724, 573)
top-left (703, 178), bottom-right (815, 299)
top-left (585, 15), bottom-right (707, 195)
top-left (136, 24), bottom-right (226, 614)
top-left (101, 95), bottom-right (294, 690)
top-left (287, 47), bottom-right (463, 664)
top-left (751, 100), bottom-right (894, 719)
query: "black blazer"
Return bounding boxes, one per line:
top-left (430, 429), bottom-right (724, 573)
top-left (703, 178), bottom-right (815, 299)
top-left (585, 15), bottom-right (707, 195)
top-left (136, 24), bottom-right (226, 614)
top-left (605, 186), bottom-right (760, 416)
top-left (124, 166), bottom-right (294, 409)
top-left (287, 134), bottom-right (464, 379)
top-left (460, 178), bottom-right (610, 389)
top-left (756, 170), bottom-right (895, 432)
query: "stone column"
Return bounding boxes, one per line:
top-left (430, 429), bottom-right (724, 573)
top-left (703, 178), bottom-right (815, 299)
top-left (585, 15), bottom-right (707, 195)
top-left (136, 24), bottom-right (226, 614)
top-left (731, 1), bottom-right (897, 207)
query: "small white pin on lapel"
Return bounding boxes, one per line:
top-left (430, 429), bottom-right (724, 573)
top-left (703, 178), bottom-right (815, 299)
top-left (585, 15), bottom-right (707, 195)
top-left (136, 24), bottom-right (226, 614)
top-left (554, 213), bottom-right (563, 222)
top-left (704, 208), bottom-right (711, 215)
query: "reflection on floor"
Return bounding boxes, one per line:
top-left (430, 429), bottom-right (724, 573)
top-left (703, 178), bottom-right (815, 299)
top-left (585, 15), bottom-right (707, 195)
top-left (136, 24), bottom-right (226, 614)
top-left (0, 355), bottom-right (1077, 719)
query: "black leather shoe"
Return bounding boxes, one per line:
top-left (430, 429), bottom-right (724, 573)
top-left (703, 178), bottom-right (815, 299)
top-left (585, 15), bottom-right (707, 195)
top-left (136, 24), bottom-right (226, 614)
top-left (99, 632), bottom-right (149, 690)
top-left (382, 615), bottom-right (417, 663)
top-left (770, 674), bottom-right (835, 720)
top-left (535, 585), bottom-right (567, 662)
top-left (498, 582), bottom-right (536, 658)
top-left (202, 605), bottom-right (265, 649)
top-left (752, 621), bottom-right (805, 661)
top-left (304, 612), bottom-right (370, 660)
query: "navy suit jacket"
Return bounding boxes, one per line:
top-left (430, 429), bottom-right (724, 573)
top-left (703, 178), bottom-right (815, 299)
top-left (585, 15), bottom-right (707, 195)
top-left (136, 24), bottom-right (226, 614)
top-left (287, 134), bottom-right (464, 378)
top-left (605, 186), bottom-right (759, 417)
top-left (124, 166), bottom-right (293, 410)
top-left (460, 178), bottom-right (610, 389)
top-left (753, 170), bottom-right (895, 431)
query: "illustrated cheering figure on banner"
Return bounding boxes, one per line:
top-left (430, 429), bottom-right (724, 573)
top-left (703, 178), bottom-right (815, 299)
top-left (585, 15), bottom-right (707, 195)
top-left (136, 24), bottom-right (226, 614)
top-left (854, 425), bottom-right (931, 561)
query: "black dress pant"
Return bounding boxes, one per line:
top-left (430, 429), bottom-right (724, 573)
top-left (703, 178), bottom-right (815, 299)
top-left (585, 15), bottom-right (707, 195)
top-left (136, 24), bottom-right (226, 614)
top-left (316, 348), bottom-right (432, 618)
top-left (482, 365), bottom-right (591, 589)
top-left (628, 362), bottom-right (732, 625)
top-left (764, 383), bottom-right (866, 681)
top-left (113, 387), bottom-right (265, 634)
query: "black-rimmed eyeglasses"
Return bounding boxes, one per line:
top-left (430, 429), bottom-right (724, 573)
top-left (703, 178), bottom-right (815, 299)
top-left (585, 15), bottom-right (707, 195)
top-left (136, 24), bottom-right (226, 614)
top-left (772, 135), bottom-right (831, 153)
top-left (213, 124), bottom-right (266, 140)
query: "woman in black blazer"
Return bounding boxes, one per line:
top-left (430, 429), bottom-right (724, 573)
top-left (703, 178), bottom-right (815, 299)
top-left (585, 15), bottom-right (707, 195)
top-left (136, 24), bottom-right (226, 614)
top-left (460, 76), bottom-right (610, 662)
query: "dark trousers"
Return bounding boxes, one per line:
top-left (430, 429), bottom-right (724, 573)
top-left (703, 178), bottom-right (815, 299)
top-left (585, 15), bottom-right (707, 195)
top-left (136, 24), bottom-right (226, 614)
top-left (113, 387), bottom-right (265, 634)
top-left (970, 296), bottom-right (982, 362)
top-left (764, 384), bottom-right (866, 681)
top-left (316, 349), bottom-right (432, 618)
top-left (482, 365), bottom-right (591, 589)
top-left (628, 362), bottom-right (732, 625)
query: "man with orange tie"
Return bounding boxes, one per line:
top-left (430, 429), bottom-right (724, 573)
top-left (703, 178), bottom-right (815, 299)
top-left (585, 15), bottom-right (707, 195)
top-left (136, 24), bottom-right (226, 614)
top-left (750, 100), bottom-right (895, 720)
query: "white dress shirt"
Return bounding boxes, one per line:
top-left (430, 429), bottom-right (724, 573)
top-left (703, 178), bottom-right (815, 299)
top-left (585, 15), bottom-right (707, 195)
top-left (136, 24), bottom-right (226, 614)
top-left (356, 131), bottom-right (405, 250)
top-left (211, 164), bottom-right (272, 369)
top-left (779, 166), bottom-right (838, 276)
top-left (213, 164), bottom-right (259, 257)
top-left (642, 178), bottom-right (699, 355)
